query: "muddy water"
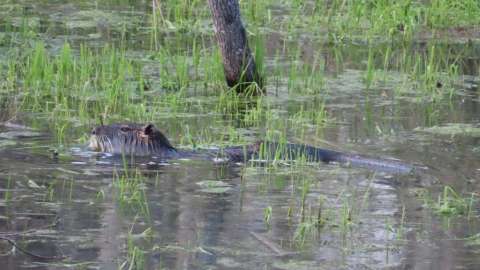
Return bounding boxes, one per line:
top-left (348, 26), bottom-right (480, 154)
top-left (1, 1), bottom-right (480, 270)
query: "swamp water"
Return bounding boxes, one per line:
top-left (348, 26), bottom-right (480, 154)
top-left (0, 0), bottom-right (479, 269)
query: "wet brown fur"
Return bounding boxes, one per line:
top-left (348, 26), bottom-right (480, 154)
top-left (89, 123), bottom-right (175, 156)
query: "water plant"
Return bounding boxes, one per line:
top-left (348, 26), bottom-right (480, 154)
top-left (113, 167), bottom-right (151, 220)
top-left (433, 186), bottom-right (476, 218)
top-left (264, 206), bottom-right (272, 228)
top-left (0, 1), bottom-right (479, 268)
top-left (4, 175), bottom-right (12, 202)
top-left (120, 225), bottom-right (151, 270)
top-left (294, 217), bottom-right (319, 247)
top-left (420, 186), bottom-right (476, 218)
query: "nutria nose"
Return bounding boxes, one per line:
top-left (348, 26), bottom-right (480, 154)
top-left (91, 128), bottom-right (96, 135)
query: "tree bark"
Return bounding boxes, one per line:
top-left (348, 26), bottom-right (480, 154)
top-left (207, 0), bottom-right (263, 93)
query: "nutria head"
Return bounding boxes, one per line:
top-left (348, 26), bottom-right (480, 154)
top-left (89, 123), bottom-right (176, 156)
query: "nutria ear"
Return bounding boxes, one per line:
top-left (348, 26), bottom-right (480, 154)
top-left (143, 124), bottom-right (155, 135)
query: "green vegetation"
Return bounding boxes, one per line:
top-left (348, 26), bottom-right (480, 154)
top-left (264, 206), bottom-right (272, 227)
top-left (420, 186), bottom-right (476, 218)
top-left (0, 0), bottom-right (476, 144)
top-left (0, 0), bottom-right (479, 269)
top-left (113, 167), bottom-right (151, 220)
top-left (4, 175), bottom-right (12, 201)
top-left (121, 226), bottom-right (151, 270)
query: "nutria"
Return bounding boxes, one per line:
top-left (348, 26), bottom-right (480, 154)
top-left (89, 123), bottom-right (416, 174)
top-left (89, 123), bottom-right (177, 157)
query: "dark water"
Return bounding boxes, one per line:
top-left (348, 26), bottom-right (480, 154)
top-left (0, 1), bottom-right (480, 269)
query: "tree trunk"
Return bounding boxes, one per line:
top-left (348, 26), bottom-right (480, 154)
top-left (207, 0), bottom-right (263, 93)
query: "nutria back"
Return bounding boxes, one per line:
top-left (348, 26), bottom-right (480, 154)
top-left (89, 123), bottom-right (176, 156)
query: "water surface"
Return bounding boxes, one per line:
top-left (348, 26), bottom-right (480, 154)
top-left (0, 1), bottom-right (479, 269)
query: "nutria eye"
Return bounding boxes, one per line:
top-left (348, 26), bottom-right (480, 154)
top-left (91, 129), bottom-right (96, 135)
top-left (120, 126), bottom-right (130, 132)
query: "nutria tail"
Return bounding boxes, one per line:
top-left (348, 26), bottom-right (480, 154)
top-left (332, 153), bottom-right (415, 174)
top-left (253, 142), bottom-right (415, 174)
top-left (89, 123), bottom-right (176, 156)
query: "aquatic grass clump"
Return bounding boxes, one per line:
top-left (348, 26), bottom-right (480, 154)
top-left (242, 96), bottom-right (266, 126)
top-left (285, 48), bottom-right (326, 95)
top-left (426, 0), bottom-right (480, 28)
top-left (264, 206), bottom-right (272, 228)
top-left (120, 225), bottom-right (152, 270)
top-left (288, 103), bottom-right (328, 136)
top-left (215, 87), bottom-right (266, 118)
top-left (358, 40), bottom-right (462, 101)
top-left (405, 44), bottom-right (459, 100)
top-left (199, 47), bottom-right (225, 91)
top-left (2, 35), bottom-right (242, 144)
top-left (18, 42), bottom-right (139, 115)
top-left (433, 186), bottom-right (476, 217)
top-left (293, 194), bottom-right (329, 247)
top-left (113, 168), bottom-right (151, 220)
top-left (294, 217), bottom-right (320, 247)
top-left (1, 40), bottom-right (171, 141)
top-left (292, 174), bottom-right (379, 247)
top-left (241, 0), bottom-right (272, 26)
top-left (150, 0), bottom-right (211, 49)
top-left (419, 186), bottom-right (477, 218)
top-left (324, 0), bottom-right (480, 41)
top-left (4, 175), bottom-right (13, 202)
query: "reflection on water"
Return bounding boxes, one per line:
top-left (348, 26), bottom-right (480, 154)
top-left (0, 120), bottom-right (479, 269)
top-left (0, 0), bottom-right (479, 269)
